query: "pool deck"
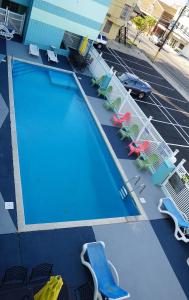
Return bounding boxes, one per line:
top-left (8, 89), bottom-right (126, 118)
top-left (0, 39), bottom-right (189, 299)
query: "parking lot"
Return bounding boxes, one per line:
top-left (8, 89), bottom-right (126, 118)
top-left (101, 47), bottom-right (189, 171)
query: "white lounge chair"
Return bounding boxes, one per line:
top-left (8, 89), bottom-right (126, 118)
top-left (29, 44), bottom-right (39, 57)
top-left (158, 197), bottom-right (189, 243)
top-left (0, 24), bottom-right (15, 40)
top-left (47, 50), bottom-right (58, 63)
top-left (81, 241), bottom-right (130, 300)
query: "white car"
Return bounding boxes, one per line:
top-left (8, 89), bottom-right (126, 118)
top-left (149, 35), bottom-right (160, 44)
top-left (94, 34), bottom-right (108, 49)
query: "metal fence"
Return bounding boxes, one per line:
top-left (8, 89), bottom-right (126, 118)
top-left (89, 47), bottom-right (189, 217)
top-left (89, 47), bottom-right (174, 170)
top-left (0, 7), bottom-right (25, 35)
top-left (63, 31), bottom-right (81, 50)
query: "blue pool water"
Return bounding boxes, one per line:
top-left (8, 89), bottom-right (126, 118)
top-left (12, 61), bottom-right (139, 224)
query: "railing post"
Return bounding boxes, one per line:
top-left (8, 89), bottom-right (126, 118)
top-left (136, 116), bottom-right (153, 141)
top-left (20, 13), bottom-right (25, 35)
top-left (5, 6), bottom-right (8, 26)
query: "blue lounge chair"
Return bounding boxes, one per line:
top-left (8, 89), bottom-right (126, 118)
top-left (158, 197), bottom-right (189, 243)
top-left (81, 241), bottom-right (130, 300)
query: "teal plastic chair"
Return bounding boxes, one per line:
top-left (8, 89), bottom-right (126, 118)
top-left (136, 153), bottom-right (159, 171)
top-left (97, 85), bottom-right (112, 98)
top-left (91, 75), bottom-right (105, 87)
top-left (119, 124), bottom-right (139, 140)
top-left (103, 97), bottom-right (122, 111)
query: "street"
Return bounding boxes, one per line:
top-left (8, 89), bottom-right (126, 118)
top-left (126, 25), bottom-right (189, 98)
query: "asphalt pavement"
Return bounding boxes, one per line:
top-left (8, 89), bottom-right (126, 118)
top-left (100, 46), bottom-right (189, 171)
top-left (127, 26), bottom-right (189, 98)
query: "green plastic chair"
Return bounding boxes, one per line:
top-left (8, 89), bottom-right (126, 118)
top-left (91, 75), bottom-right (105, 87)
top-left (103, 97), bottom-right (122, 111)
top-left (136, 153), bottom-right (159, 171)
top-left (97, 85), bottom-right (112, 98)
top-left (119, 124), bottom-right (139, 140)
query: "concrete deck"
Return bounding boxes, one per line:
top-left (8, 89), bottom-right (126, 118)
top-left (0, 39), bottom-right (189, 299)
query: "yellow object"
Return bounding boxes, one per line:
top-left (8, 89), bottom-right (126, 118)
top-left (34, 276), bottom-right (63, 300)
top-left (79, 36), bottom-right (88, 56)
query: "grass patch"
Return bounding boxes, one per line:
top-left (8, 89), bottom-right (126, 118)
top-left (127, 39), bottom-right (137, 47)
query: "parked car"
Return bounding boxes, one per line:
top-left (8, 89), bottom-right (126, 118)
top-left (118, 72), bottom-right (152, 99)
top-left (155, 37), bottom-right (165, 47)
top-left (149, 35), bottom-right (166, 47)
top-left (149, 35), bottom-right (160, 44)
top-left (94, 34), bottom-right (108, 49)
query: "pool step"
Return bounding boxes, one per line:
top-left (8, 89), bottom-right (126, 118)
top-left (48, 70), bottom-right (78, 90)
top-left (119, 186), bottom-right (128, 199)
top-left (13, 61), bottom-right (39, 77)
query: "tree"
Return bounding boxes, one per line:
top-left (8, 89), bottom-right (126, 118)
top-left (131, 16), bottom-right (156, 43)
top-left (145, 15), bottom-right (157, 34)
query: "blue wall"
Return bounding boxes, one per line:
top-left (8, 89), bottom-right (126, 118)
top-left (24, 0), bottom-right (111, 48)
top-left (24, 19), bottom-right (64, 49)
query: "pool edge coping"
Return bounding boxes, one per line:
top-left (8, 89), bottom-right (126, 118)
top-left (8, 55), bottom-right (147, 233)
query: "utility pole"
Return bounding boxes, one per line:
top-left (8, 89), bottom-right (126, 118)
top-left (153, 2), bottom-right (189, 61)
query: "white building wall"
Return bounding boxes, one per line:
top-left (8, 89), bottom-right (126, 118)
top-left (181, 43), bottom-right (189, 58)
top-left (172, 6), bottom-right (189, 43)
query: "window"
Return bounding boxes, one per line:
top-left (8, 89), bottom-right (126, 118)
top-left (184, 27), bottom-right (188, 34)
top-left (170, 38), bottom-right (177, 48)
top-left (103, 20), bottom-right (112, 33)
top-left (120, 5), bottom-right (130, 20)
top-left (178, 43), bottom-right (184, 50)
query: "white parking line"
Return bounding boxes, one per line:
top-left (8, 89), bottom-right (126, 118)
top-left (103, 49), bottom-right (154, 70)
top-left (108, 47), bottom-right (189, 145)
top-left (105, 49), bottom-right (175, 91)
top-left (104, 57), bottom-right (163, 80)
top-left (107, 47), bottom-right (135, 74)
top-left (150, 94), bottom-right (189, 144)
top-left (151, 118), bottom-right (189, 130)
top-left (153, 92), bottom-right (188, 104)
top-left (167, 143), bottom-right (189, 148)
top-left (135, 98), bottom-right (189, 118)
top-left (145, 79), bottom-right (175, 90)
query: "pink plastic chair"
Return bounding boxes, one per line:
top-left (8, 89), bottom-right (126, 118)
top-left (112, 112), bottom-right (131, 126)
top-left (128, 140), bottom-right (150, 156)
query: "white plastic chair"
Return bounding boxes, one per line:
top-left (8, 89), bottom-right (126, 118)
top-left (47, 50), bottom-right (59, 63)
top-left (29, 44), bottom-right (39, 57)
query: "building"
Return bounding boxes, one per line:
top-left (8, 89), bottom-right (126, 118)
top-left (168, 6), bottom-right (189, 57)
top-left (153, 1), bottom-right (178, 37)
top-left (0, 0), bottom-right (111, 49)
top-left (138, 0), bottom-right (163, 20)
top-left (102, 0), bottom-right (137, 40)
top-left (138, 0), bottom-right (178, 38)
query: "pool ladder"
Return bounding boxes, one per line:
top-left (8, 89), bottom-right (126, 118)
top-left (130, 183), bottom-right (146, 195)
top-left (119, 186), bottom-right (128, 199)
top-left (119, 175), bottom-right (146, 199)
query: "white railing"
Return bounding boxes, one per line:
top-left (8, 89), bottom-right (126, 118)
top-left (89, 47), bottom-right (174, 169)
top-left (89, 46), bottom-right (189, 216)
top-left (0, 7), bottom-right (25, 35)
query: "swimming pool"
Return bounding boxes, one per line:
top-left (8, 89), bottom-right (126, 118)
top-left (12, 60), bottom-right (139, 227)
